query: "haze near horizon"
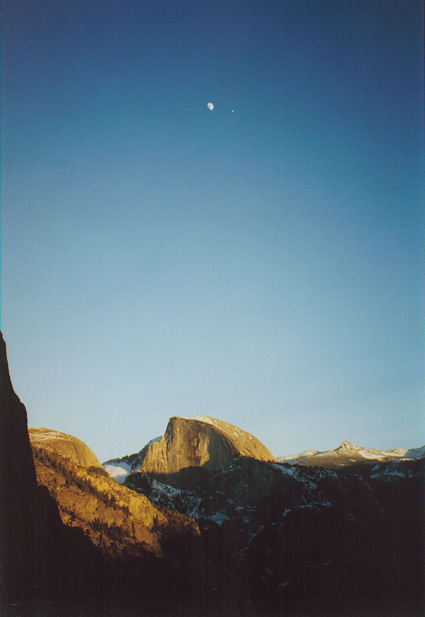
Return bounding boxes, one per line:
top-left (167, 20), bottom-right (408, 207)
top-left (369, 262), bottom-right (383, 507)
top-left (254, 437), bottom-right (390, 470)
top-left (1, 0), bottom-right (423, 462)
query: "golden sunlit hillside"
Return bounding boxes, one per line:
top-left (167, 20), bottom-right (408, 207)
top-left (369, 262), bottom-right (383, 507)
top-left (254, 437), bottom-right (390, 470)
top-left (31, 442), bottom-right (200, 559)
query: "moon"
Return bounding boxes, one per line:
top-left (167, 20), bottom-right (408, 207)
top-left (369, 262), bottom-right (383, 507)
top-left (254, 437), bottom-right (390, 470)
top-left (207, 102), bottom-right (214, 111)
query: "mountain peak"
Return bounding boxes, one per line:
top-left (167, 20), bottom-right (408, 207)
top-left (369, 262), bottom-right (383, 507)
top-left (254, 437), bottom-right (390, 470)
top-left (278, 440), bottom-right (425, 468)
top-left (140, 415), bottom-right (275, 475)
top-left (338, 441), bottom-right (359, 451)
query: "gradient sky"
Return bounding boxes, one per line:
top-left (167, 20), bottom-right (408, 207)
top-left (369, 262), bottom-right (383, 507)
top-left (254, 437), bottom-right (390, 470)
top-left (1, 0), bottom-right (424, 462)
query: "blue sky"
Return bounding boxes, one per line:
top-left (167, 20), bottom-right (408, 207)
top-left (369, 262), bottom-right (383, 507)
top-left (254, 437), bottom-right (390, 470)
top-left (1, 0), bottom-right (424, 462)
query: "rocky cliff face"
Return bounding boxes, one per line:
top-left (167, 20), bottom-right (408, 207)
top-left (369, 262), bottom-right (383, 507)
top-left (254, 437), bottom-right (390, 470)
top-left (30, 434), bottom-right (200, 559)
top-left (128, 455), bottom-right (425, 617)
top-left (140, 415), bottom-right (275, 476)
top-left (30, 429), bottom-right (251, 616)
top-left (0, 332), bottom-right (39, 607)
top-left (0, 334), bottom-right (108, 614)
top-left (4, 332), bottom-right (424, 617)
top-left (124, 416), bottom-right (425, 617)
top-left (0, 336), bottom-right (239, 617)
top-left (29, 427), bottom-right (101, 467)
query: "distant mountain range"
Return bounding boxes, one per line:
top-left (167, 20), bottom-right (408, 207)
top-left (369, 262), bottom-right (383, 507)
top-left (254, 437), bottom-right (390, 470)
top-left (104, 419), bottom-right (425, 483)
top-left (1, 331), bottom-right (424, 616)
top-left (278, 439), bottom-right (425, 467)
top-left (103, 415), bottom-right (424, 616)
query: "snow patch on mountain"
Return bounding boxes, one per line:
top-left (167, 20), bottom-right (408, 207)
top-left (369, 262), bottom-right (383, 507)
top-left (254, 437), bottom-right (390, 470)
top-left (208, 511), bottom-right (231, 526)
top-left (407, 445), bottom-right (425, 458)
top-left (103, 436), bottom-right (162, 481)
top-left (104, 461), bottom-right (132, 483)
top-left (271, 463), bottom-right (303, 479)
top-left (148, 479), bottom-right (203, 519)
top-left (278, 441), bottom-right (425, 467)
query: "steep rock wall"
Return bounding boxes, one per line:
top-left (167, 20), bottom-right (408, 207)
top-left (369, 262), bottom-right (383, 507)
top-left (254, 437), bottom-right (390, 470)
top-left (140, 416), bottom-right (275, 475)
top-left (0, 332), bottom-right (39, 606)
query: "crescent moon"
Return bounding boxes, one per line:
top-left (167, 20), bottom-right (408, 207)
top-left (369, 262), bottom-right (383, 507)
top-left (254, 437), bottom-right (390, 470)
top-left (207, 102), bottom-right (214, 111)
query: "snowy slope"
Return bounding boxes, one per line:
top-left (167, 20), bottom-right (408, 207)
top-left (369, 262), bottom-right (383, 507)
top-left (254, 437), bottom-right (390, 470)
top-left (103, 436), bottom-right (161, 482)
top-left (278, 441), bottom-right (425, 468)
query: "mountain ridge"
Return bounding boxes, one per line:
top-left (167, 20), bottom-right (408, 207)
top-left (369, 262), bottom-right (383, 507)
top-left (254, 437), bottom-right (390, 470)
top-left (104, 431), bottom-right (425, 482)
top-left (104, 415), bottom-right (276, 482)
top-left (122, 415), bottom-right (425, 617)
top-left (3, 326), bottom-right (423, 616)
top-left (278, 440), bottom-right (425, 467)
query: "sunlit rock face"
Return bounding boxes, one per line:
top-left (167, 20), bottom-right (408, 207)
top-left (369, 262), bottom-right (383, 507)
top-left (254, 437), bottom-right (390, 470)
top-left (140, 415), bottom-right (275, 475)
top-left (31, 432), bottom-right (200, 558)
top-left (29, 427), bottom-right (101, 468)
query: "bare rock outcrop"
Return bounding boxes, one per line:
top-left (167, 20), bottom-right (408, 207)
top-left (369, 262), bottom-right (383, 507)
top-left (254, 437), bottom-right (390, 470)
top-left (140, 416), bottom-right (275, 475)
top-left (0, 332), bottom-right (39, 606)
top-left (29, 427), bottom-right (101, 467)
